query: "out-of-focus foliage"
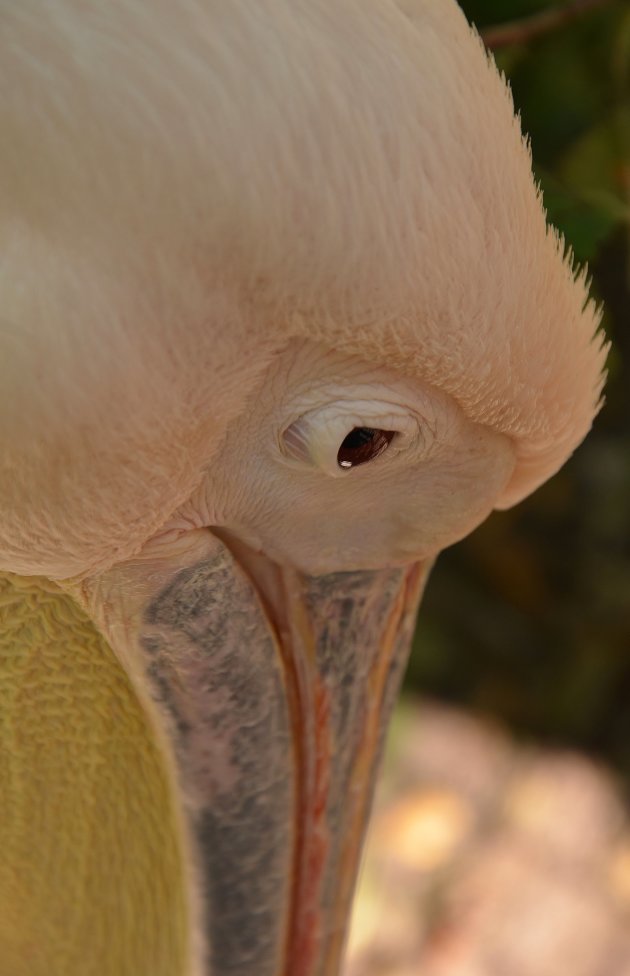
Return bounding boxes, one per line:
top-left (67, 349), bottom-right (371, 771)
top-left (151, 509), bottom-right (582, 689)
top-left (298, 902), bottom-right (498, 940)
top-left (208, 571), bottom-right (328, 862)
top-left (407, 1), bottom-right (630, 774)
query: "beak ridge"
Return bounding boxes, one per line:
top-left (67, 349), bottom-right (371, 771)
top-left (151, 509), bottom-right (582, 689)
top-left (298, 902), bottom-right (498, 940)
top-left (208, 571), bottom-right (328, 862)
top-left (75, 529), bottom-right (431, 976)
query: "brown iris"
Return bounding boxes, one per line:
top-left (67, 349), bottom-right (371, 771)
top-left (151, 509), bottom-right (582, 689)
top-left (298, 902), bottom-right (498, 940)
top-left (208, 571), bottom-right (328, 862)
top-left (337, 427), bottom-right (396, 469)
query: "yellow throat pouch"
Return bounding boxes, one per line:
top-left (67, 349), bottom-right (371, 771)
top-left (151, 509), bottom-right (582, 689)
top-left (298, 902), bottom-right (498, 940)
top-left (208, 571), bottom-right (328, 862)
top-left (0, 572), bottom-right (188, 976)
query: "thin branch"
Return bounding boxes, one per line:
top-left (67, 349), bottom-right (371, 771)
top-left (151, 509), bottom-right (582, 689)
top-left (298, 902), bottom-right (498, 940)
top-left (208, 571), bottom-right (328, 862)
top-left (481, 0), bottom-right (614, 49)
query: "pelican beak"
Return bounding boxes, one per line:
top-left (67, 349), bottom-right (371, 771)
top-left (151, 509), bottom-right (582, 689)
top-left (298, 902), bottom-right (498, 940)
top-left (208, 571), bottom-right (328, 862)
top-left (76, 529), bottom-right (431, 976)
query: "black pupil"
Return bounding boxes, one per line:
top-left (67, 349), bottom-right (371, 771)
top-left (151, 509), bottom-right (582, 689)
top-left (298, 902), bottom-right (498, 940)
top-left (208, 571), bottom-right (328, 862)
top-left (337, 427), bottom-right (395, 469)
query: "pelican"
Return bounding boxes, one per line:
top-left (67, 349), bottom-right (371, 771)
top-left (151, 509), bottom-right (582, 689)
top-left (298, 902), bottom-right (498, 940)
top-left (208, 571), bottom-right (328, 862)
top-left (0, 2), bottom-right (606, 975)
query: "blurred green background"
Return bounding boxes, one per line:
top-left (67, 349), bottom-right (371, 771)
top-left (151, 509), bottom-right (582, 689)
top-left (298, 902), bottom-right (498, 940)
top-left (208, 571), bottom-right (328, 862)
top-left (406, 0), bottom-right (630, 773)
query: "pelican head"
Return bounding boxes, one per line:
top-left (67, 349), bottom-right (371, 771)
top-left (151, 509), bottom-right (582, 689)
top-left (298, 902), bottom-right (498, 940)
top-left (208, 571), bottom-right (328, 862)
top-left (0, 2), bottom-right (605, 975)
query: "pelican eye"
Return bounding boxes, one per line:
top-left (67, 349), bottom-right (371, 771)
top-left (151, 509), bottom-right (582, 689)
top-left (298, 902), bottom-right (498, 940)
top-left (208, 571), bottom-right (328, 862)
top-left (337, 428), bottom-right (396, 469)
top-left (280, 398), bottom-right (419, 477)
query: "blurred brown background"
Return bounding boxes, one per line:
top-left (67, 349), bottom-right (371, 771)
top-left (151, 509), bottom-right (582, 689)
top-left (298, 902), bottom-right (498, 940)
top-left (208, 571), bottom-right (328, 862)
top-left (347, 2), bottom-right (629, 972)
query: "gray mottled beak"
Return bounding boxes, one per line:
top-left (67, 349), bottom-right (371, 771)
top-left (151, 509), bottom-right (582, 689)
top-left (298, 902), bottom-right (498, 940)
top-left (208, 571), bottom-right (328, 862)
top-left (79, 529), bottom-right (430, 976)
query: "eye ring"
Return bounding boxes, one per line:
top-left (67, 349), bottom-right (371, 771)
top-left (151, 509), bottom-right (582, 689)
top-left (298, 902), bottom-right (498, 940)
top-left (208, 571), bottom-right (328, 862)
top-left (337, 427), bottom-right (396, 469)
top-left (280, 399), bottom-right (419, 478)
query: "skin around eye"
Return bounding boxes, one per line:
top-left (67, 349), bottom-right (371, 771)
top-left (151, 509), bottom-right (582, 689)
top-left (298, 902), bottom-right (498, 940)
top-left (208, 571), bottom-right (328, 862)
top-left (281, 401), bottom-right (419, 477)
